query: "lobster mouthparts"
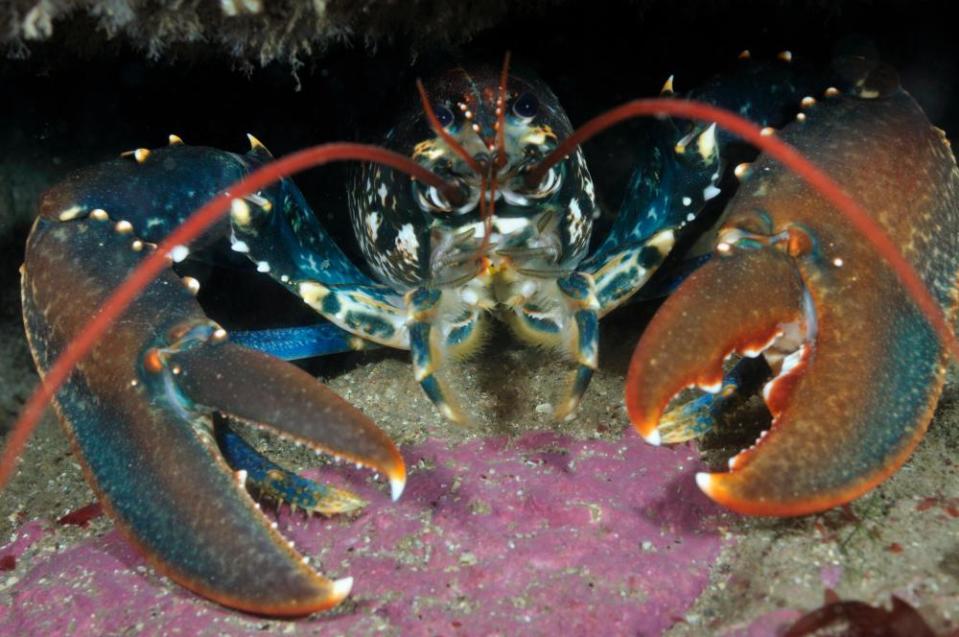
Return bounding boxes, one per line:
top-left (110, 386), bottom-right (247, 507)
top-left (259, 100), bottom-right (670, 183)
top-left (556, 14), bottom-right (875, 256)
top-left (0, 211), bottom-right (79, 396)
top-left (627, 84), bottom-right (959, 516)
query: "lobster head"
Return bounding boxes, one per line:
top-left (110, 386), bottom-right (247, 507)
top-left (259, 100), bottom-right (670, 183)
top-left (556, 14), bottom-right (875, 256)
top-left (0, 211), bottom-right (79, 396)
top-left (349, 67), bottom-right (597, 289)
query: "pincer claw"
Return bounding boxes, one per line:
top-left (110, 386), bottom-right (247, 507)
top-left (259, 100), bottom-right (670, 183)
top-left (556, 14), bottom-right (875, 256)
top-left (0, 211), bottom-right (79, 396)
top-left (169, 339), bottom-right (407, 502)
top-left (628, 238), bottom-right (946, 516)
top-left (627, 87), bottom-right (959, 516)
top-left (21, 213), bottom-right (405, 614)
top-left (136, 333), bottom-right (407, 613)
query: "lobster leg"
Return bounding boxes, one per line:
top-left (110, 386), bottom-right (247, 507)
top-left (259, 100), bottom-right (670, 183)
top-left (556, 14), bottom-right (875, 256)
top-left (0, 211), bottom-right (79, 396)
top-left (230, 322), bottom-right (376, 361)
top-left (552, 273), bottom-right (601, 419)
top-left (582, 125), bottom-right (720, 316)
top-left (22, 210), bottom-right (405, 614)
top-left (406, 287), bottom-right (488, 424)
top-left (227, 170), bottom-right (413, 350)
top-left (497, 271), bottom-right (600, 419)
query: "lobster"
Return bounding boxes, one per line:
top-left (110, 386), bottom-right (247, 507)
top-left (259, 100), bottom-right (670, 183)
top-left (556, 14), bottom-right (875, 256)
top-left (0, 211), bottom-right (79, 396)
top-left (6, 53), bottom-right (958, 615)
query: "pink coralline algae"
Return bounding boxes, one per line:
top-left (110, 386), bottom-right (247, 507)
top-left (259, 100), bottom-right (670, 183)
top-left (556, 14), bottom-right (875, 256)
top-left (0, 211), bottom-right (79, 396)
top-left (0, 432), bottom-right (726, 635)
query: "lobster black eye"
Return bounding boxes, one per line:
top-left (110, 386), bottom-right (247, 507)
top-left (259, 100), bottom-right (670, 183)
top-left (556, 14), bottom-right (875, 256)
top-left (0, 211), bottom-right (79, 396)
top-left (434, 104), bottom-right (454, 128)
top-left (513, 92), bottom-right (539, 119)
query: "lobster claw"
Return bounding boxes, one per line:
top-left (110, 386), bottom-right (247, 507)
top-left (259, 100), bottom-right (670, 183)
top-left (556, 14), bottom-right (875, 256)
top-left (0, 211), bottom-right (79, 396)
top-left (626, 243), bottom-right (943, 516)
top-left (169, 340), bottom-right (407, 503)
top-left (138, 335), bottom-right (407, 614)
top-left (74, 328), bottom-right (406, 615)
top-left (68, 328), bottom-right (404, 616)
top-left (22, 214), bottom-right (406, 615)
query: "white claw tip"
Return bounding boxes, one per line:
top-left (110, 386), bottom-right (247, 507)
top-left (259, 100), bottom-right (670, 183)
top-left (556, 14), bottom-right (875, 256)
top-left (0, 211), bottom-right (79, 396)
top-left (390, 475), bottom-right (406, 502)
top-left (695, 472), bottom-right (713, 493)
top-left (642, 429), bottom-right (662, 447)
top-left (331, 576), bottom-right (354, 602)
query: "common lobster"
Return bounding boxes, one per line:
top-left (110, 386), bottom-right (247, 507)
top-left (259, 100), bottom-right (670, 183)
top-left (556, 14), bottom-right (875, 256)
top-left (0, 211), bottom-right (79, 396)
top-left (6, 53), bottom-right (958, 615)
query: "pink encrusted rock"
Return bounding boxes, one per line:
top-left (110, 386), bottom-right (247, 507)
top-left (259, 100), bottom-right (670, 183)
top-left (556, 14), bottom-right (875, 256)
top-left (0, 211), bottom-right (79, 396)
top-left (0, 432), bottom-right (725, 635)
top-left (0, 519), bottom-right (45, 563)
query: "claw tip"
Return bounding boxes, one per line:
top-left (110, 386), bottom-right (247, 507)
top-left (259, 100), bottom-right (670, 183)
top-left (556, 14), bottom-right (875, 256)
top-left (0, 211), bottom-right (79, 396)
top-left (642, 428), bottom-right (662, 447)
top-left (331, 576), bottom-right (354, 603)
top-left (695, 471), bottom-right (714, 494)
top-left (390, 475), bottom-right (406, 502)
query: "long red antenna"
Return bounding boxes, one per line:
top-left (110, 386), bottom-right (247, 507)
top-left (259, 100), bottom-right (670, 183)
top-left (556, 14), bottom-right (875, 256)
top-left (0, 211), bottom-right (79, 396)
top-left (523, 98), bottom-right (959, 364)
top-left (0, 143), bottom-right (454, 490)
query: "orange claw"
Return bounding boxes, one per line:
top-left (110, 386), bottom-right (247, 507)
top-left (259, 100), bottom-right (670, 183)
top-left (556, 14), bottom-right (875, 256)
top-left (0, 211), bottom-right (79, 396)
top-left (628, 85), bottom-right (959, 516)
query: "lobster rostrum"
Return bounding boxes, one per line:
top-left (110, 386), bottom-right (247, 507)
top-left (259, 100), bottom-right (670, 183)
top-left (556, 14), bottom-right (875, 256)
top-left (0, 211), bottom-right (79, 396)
top-left (9, 53), bottom-right (959, 615)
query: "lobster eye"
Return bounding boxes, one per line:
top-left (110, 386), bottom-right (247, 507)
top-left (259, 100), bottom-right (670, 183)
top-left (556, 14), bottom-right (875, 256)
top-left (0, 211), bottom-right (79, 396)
top-left (513, 92), bottom-right (539, 119)
top-left (434, 104), bottom-right (454, 128)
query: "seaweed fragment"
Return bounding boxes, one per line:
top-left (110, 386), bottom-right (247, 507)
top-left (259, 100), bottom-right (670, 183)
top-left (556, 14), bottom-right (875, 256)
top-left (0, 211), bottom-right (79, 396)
top-left (56, 502), bottom-right (103, 527)
top-left (784, 592), bottom-right (937, 637)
